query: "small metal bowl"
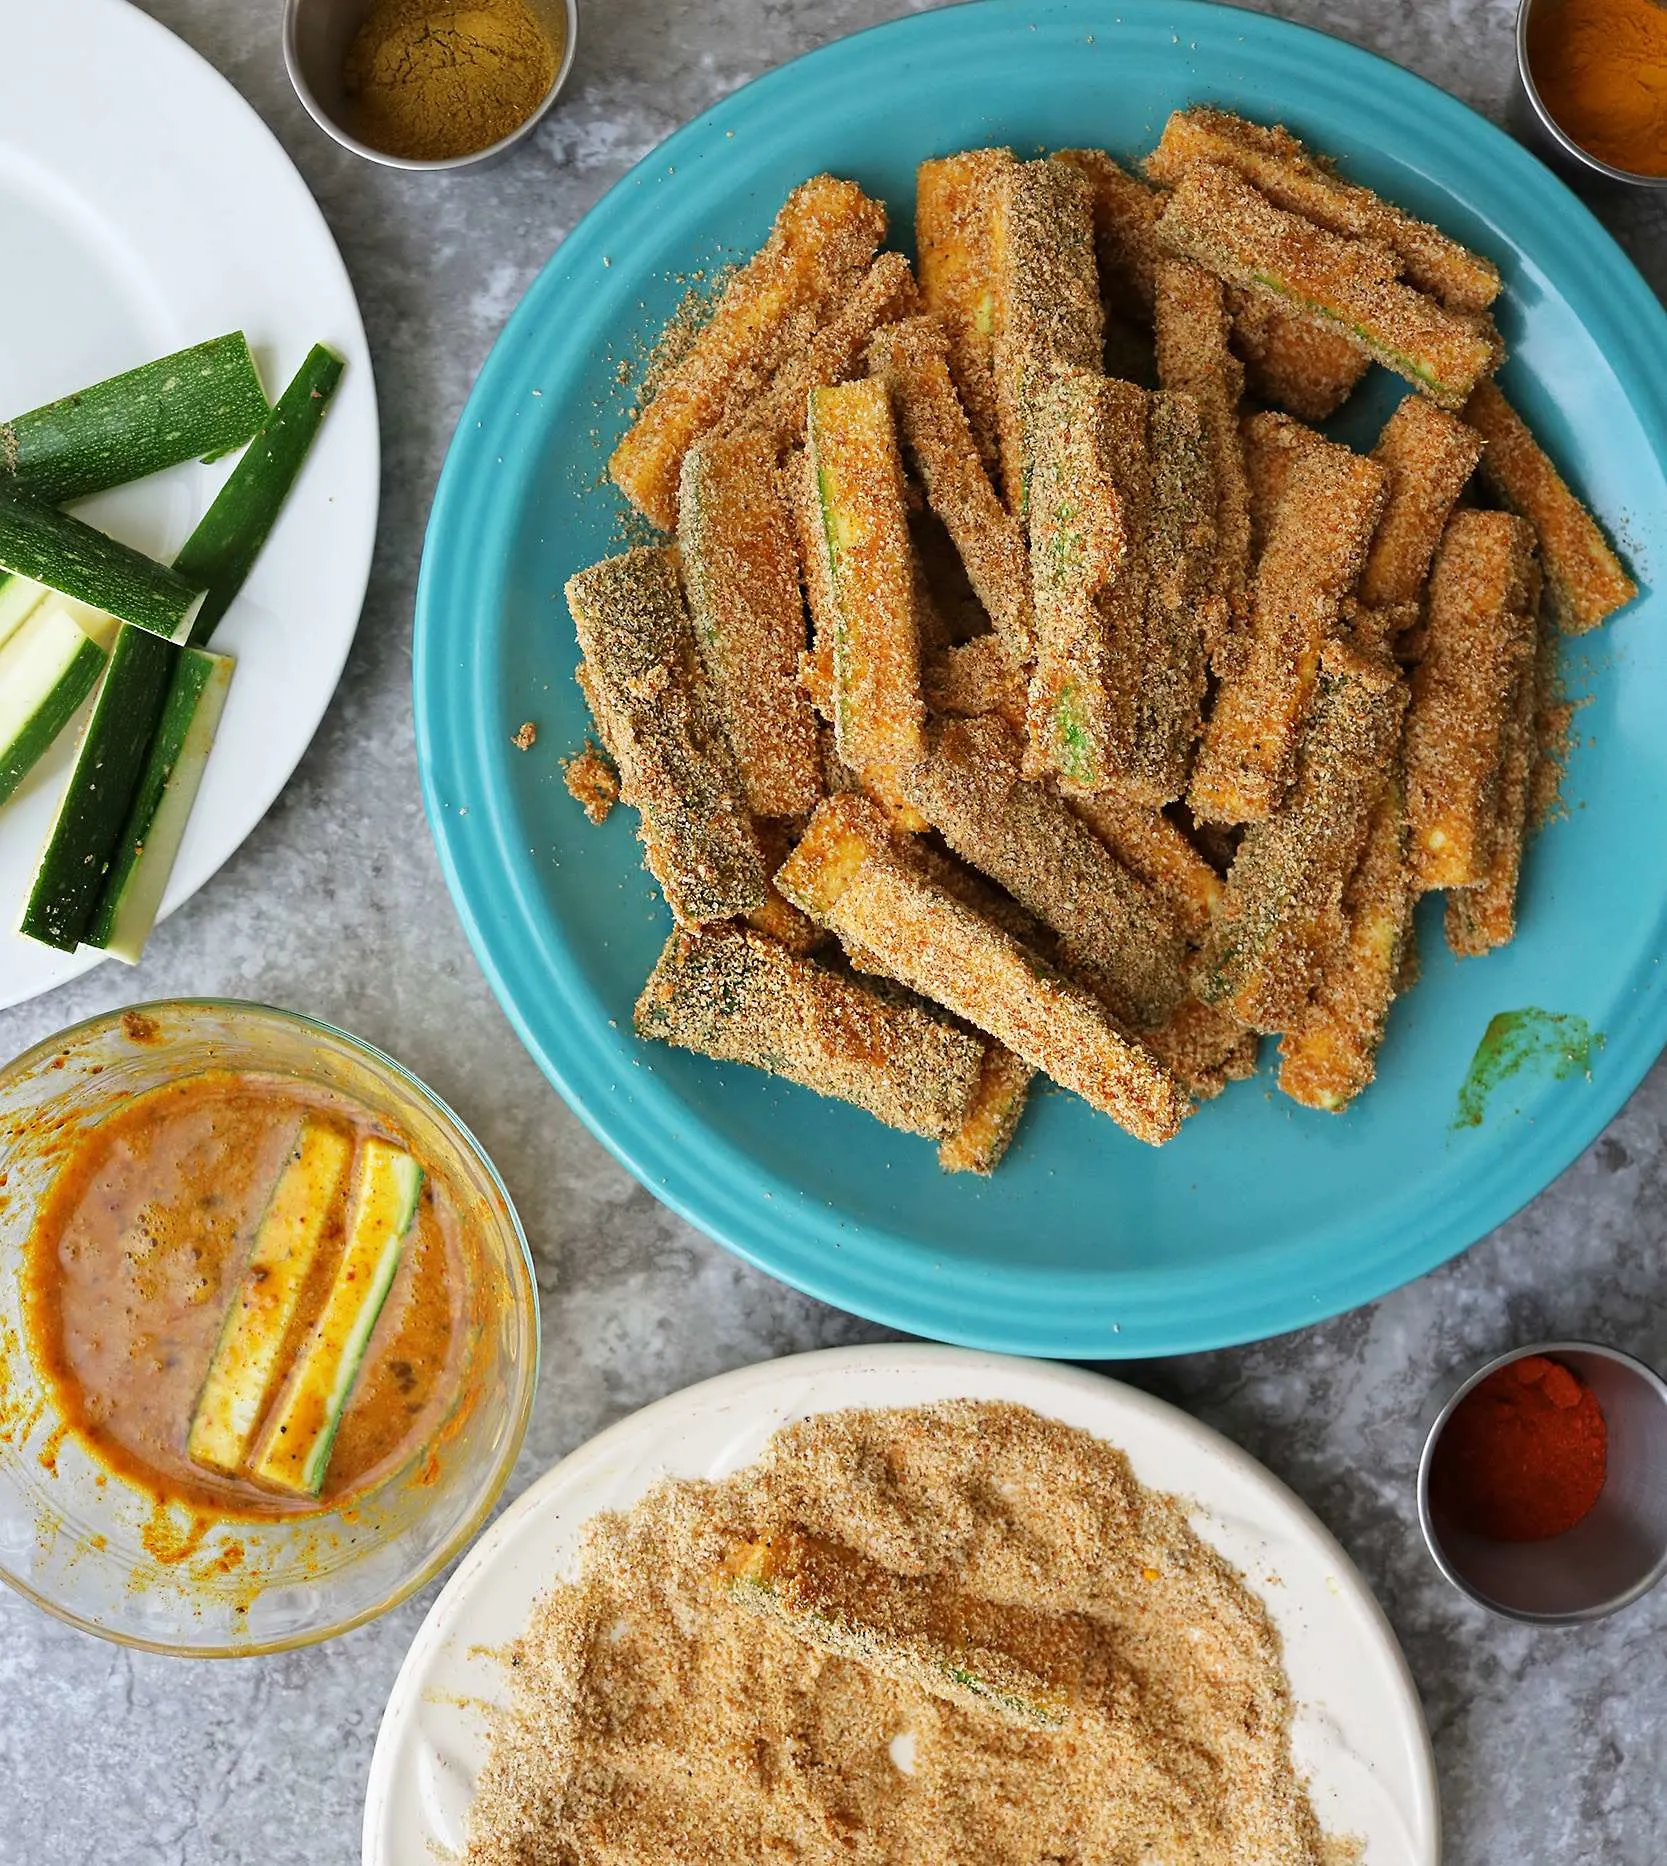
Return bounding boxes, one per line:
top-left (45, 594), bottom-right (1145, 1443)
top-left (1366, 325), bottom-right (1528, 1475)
top-left (283, 0), bottom-right (578, 173)
top-left (1514, 0), bottom-right (1667, 192)
top-left (1418, 1341), bottom-right (1667, 1625)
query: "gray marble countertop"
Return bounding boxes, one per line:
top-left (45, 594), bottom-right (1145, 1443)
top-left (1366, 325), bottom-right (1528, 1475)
top-left (3, 1), bottom-right (1664, 1860)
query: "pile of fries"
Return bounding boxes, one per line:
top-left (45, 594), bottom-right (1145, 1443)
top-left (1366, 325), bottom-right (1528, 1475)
top-left (563, 108), bottom-right (1636, 1171)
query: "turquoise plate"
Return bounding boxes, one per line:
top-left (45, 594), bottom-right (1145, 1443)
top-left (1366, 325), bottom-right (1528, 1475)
top-left (415, 0), bottom-right (1666, 1357)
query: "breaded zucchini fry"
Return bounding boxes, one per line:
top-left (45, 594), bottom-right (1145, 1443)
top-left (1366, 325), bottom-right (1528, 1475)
top-left (1227, 287), bottom-right (1369, 419)
top-left (635, 925), bottom-right (983, 1138)
top-left (939, 1043), bottom-right (1035, 1174)
top-left (1140, 389), bottom-right (1214, 795)
top-left (1190, 433), bottom-right (1386, 823)
top-left (1156, 164), bottom-right (1499, 410)
top-left (869, 316), bottom-right (1034, 659)
top-left (1064, 791), bottom-right (1224, 944)
top-left (1358, 394), bottom-right (1484, 609)
top-left (1463, 378), bottom-right (1637, 634)
top-left (745, 818), bottom-right (825, 955)
top-left (567, 548), bottom-right (767, 923)
top-left (1405, 510), bottom-right (1539, 890)
top-left (1196, 641), bottom-right (1408, 1032)
top-left (1277, 773), bottom-right (1415, 1110)
top-left (1153, 259), bottom-right (1250, 671)
top-left (990, 158), bottom-right (1105, 514)
top-left (1143, 996), bottom-right (1259, 1101)
top-left (732, 251), bottom-right (921, 457)
top-left (679, 427), bottom-right (823, 817)
top-left (610, 176), bottom-right (887, 529)
top-left (923, 632), bottom-right (1028, 728)
top-left (1052, 147), bottom-right (1162, 321)
top-left (802, 380), bottom-right (928, 780)
top-left (1238, 409), bottom-right (1324, 556)
top-left (901, 715), bottom-right (1189, 1031)
top-left (1026, 369), bottom-right (1146, 791)
top-left (1146, 107), bottom-right (1502, 313)
top-left (777, 795), bottom-right (1189, 1142)
top-left (1446, 628), bottom-right (1540, 956)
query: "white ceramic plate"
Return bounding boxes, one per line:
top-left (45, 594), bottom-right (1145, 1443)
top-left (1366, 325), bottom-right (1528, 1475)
top-left (0, 0), bottom-right (377, 1010)
top-left (364, 1345), bottom-right (1440, 1864)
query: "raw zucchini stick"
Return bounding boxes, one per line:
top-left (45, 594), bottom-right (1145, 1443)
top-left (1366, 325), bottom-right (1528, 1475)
top-left (0, 601), bottom-right (109, 809)
top-left (1446, 634), bottom-right (1540, 956)
top-left (1145, 107), bottom-right (1502, 313)
top-left (0, 484), bottom-right (204, 638)
top-left (1462, 379), bottom-right (1637, 634)
top-left (1026, 369), bottom-right (1146, 792)
top-left (634, 924), bottom-right (984, 1140)
top-left (1357, 394), bottom-right (1484, 610)
top-left (915, 148), bottom-right (1017, 468)
top-left (989, 157), bottom-right (1105, 514)
top-left (249, 1139), bottom-right (424, 1496)
top-left (1277, 773), bottom-right (1415, 1110)
top-left (1405, 511), bottom-right (1539, 890)
top-left (610, 175), bottom-right (887, 529)
top-left (175, 343), bottom-right (345, 646)
top-left (1052, 147), bottom-right (1163, 322)
top-left (1153, 259), bottom-right (1250, 671)
top-left (82, 646), bottom-right (234, 960)
top-left (868, 316), bottom-right (1034, 660)
top-left (777, 794), bottom-right (1189, 1143)
top-left (1196, 641), bottom-right (1408, 1032)
top-left (1144, 996), bottom-right (1259, 1102)
top-left (1, 332), bottom-right (269, 506)
top-left (901, 715), bottom-right (1190, 1032)
top-left (566, 547), bottom-right (767, 924)
top-left (802, 380), bottom-right (928, 777)
top-left (0, 571), bottom-right (46, 651)
top-left (1064, 791), bottom-right (1225, 944)
top-left (1139, 389), bottom-right (1214, 798)
top-left (721, 1527), bottom-right (1090, 1730)
top-left (938, 1042), bottom-right (1035, 1174)
top-left (923, 633), bottom-right (1029, 729)
top-left (186, 1116), bottom-right (356, 1476)
top-left (1190, 434), bottom-right (1386, 824)
top-left (731, 252), bottom-right (920, 457)
top-left (679, 428), bottom-right (823, 817)
top-left (17, 624), bottom-right (179, 951)
top-left (1226, 288), bottom-right (1369, 420)
top-left (1155, 164), bottom-right (1499, 411)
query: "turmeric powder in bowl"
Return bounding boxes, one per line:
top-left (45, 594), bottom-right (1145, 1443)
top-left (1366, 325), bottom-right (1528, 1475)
top-left (1527, 0), bottom-right (1667, 177)
top-left (343, 0), bottom-right (560, 163)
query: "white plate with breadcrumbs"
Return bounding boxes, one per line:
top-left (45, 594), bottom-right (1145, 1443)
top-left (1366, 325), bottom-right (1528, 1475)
top-left (363, 1345), bottom-right (1439, 1864)
top-left (0, 0), bottom-right (377, 1010)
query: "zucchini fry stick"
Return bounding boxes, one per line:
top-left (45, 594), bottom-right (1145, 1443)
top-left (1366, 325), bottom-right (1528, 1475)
top-left (869, 316), bottom-right (1034, 659)
top-left (990, 158), bottom-right (1106, 514)
top-left (1239, 410), bottom-right (1324, 556)
top-left (801, 380), bottom-right (928, 791)
top-left (1146, 107), bottom-right (1502, 313)
top-left (733, 251), bottom-right (920, 457)
top-left (1156, 164), bottom-right (1499, 410)
top-left (1196, 641), bottom-right (1408, 1032)
top-left (1140, 389), bottom-right (1214, 796)
top-left (1052, 147), bottom-right (1162, 322)
top-left (1358, 394), bottom-right (1484, 609)
top-left (778, 795), bottom-right (1189, 1142)
top-left (923, 633), bottom-right (1028, 729)
top-left (1191, 435), bottom-right (1386, 823)
top-left (679, 429), bottom-right (823, 817)
top-left (939, 1042), bottom-right (1035, 1174)
top-left (1153, 259), bottom-right (1250, 670)
top-left (721, 1528), bottom-right (1096, 1730)
top-left (1278, 774), bottom-right (1415, 1110)
top-left (902, 715), bottom-right (1189, 1031)
top-left (567, 547), bottom-right (767, 924)
top-left (1026, 370), bottom-right (1146, 792)
top-left (1227, 288), bottom-right (1368, 419)
top-left (1144, 996), bottom-right (1259, 1102)
top-left (1463, 378), bottom-right (1637, 634)
top-left (1405, 510), bottom-right (1539, 890)
top-left (1446, 631), bottom-right (1540, 956)
top-left (635, 924), bottom-right (984, 1139)
top-left (916, 149), bottom-right (1016, 469)
top-left (609, 175), bottom-right (886, 529)
top-left (1064, 791), bottom-right (1225, 944)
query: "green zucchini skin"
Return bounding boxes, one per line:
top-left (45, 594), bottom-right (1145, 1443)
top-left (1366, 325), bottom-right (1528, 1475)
top-left (178, 344), bottom-right (345, 646)
top-left (0, 604), bottom-right (108, 809)
top-left (84, 646), bottom-right (233, 958)
top-left (17, 624), bottom-right (178, 951)
top-left (0, 333), bottom-right (269, 506)
top-left (0, 485), bottom-right (203, 638)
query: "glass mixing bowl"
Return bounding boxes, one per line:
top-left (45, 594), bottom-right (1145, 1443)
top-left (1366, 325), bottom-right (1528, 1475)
top-left (0, 1000), bottom-right (538, 1655)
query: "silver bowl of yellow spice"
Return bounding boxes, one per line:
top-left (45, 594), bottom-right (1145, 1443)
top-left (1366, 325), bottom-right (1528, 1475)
top-left (1515, 0), bottom-right (1667, 189)
top-left (284, 0), bottom-right (576, 171)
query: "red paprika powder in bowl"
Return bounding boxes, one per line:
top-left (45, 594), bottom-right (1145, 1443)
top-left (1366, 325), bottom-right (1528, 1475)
top-left (1418, 1342), bottom-right (1667, 1624)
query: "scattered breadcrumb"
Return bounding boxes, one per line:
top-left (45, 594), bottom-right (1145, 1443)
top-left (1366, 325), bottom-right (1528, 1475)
top-left (511, 720), bottom-right (537, 751)
top-left (561, 742), bottom-right (618, 823)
